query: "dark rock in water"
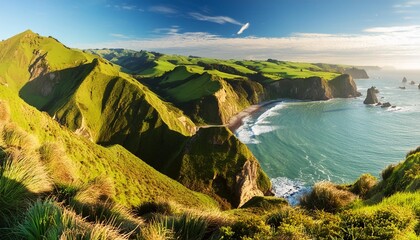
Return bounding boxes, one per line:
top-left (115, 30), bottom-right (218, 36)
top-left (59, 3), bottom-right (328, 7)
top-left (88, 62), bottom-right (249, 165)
top-left (381, 102), bottom-right (391, 108)
top-left (399, 86), bottom-right (406, 89)
top-left (391, 106), bottom-right (396, 108)
top-left (376, 102), bottom-right (382, 106)
top-left (381, 97), bottom-right (384, 99)
top-left (418, 84), bottom-right (420, 89)
top-left (363, 86), bottom-right (379, 104)
top-left (402, 77), bottom-right (407, 83)
top-left (410, 81), bottom-right (415, 85)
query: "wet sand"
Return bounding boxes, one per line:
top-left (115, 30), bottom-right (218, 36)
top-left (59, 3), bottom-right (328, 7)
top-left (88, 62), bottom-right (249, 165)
top-left (227, 100), bottom-right (283, 132)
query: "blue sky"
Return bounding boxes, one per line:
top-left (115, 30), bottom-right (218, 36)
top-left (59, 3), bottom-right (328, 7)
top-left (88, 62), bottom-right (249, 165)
top-left (1, 0), bottom-right (420, 68)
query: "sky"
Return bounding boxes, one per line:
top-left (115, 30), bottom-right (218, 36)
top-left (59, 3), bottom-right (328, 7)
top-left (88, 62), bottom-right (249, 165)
top-left (1, 0), bottom-right (420, 69)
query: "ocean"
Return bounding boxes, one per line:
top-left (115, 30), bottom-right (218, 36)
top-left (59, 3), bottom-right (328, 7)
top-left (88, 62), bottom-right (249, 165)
top-left (235, 70), bottom-right (420, 204)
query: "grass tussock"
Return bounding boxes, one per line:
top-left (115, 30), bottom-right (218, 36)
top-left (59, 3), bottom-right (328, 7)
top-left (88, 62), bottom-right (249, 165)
top-left (0, 149), bottom-right (52, 225)
top-left (15, 199), bottom-right (130, 240)
top-left (300, 181), bottom-right (357, 212)
top-left (73, 176), bottom-right (116, 205)
top-left (0, 100), bottom-right (10, 122)
top-left (350, 173), bottom-right (378, 198)
top-left (1, 123), bottom-right (39, 152)
top-left (39, 142), bottom-right (78, 185)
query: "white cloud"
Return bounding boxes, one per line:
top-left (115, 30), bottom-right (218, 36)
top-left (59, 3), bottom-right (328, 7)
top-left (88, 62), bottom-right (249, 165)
top-left (189, 12), bottom-right (242, 25)
top-left (237, 22), bottom-right (250, 35)
top-left (149, 6), bottom-right (177, 14)
top-left (77, 25), bottom-right (420, 69)
top-left (110, 33), bottom-right (130, 39)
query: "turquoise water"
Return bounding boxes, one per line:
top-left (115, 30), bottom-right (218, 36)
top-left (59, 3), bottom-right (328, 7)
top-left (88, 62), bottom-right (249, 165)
top-left (235, 70), bottom-right (420, 202)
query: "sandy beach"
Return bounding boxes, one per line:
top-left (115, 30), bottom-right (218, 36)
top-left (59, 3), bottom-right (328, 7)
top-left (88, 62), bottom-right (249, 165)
top-left (227, 100), bottom-right (283, 132)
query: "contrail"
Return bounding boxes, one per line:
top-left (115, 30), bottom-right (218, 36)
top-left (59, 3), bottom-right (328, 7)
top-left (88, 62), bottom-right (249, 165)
top-left (237, 22), bottom-right (250, 35)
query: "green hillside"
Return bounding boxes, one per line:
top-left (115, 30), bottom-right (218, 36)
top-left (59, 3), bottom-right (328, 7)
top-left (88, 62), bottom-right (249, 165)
top-left (91, 49), bottom-right (361, 125)
top-left (0, 31), bottom-right (271, 207)
top-left (0, 30), bottom-right (418, 239)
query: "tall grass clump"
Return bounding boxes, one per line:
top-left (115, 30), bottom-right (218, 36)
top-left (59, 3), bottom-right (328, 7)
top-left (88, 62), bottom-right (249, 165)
top-left (151, 214), bottom-right (207, 240)
top-left (300, 181), bottom-right (357, 212)
top-left (15, 199), bottom-right (65, 239)
top-left (1, 123), bottom-right (38, 152)
top-left (70, 176), bottom-right (142, 235)
top-left (350, 173), bottom-right (378, 198)
top-left (138, 220), bottom-right (174, 240)
top-left (0, 149), bottom-right (52, 225)
top-left (0, 100), bottom-right (10, 122)
top-left (15, 199), bottom-right (129, 240)
top-left (39, 142), bottom-right (78, 185)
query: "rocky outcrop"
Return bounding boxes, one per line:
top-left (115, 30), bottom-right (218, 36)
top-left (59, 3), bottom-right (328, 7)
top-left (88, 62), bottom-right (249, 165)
top-left (344, 67), bottom-right (369, 79)
top-left (410, 81), bottom-right (415, 85)
top-left (363, 87), bottom-right (379, 104)
top-left (264, 74), bottom-right (360, 100)
top-left (177, 127), bottom-right (271, 209)
top-left (418, 84), bottom-right (420, 89)
top-left (402, 77), bottom-right (407, 83)
top-left (381, 102), bottom-right (391, 108)
top-left (328, 74), bottom-right (362, 98)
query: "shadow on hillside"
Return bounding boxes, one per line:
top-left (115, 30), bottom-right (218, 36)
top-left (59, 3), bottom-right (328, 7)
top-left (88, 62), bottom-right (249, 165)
top-left (19, 62), bottom-right (96, 114)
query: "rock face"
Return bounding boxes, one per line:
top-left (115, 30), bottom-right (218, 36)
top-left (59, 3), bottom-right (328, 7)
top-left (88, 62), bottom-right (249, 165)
top-left (410, 81), bottom-right (415, 85)
top-left (343, 67), bottom-right (369, 79)
top-left (177, 127), bottom-right (271, 208)
top-left (328, 74), bottom-right (362, 98)
top-left (265, 74), bottom-right (361, 100)
top-left (418, 84), bottom-right (420, 89)
top-left (364, 87), bottom-right (379, 104)
top-left (402, 77), bottom-right (407, 83)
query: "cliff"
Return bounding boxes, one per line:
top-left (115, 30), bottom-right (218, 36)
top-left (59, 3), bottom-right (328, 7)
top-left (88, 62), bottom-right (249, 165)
top-left (264, 74), bottom-right (360, 100)
top-left (177, 127), bottom-right (271, 208)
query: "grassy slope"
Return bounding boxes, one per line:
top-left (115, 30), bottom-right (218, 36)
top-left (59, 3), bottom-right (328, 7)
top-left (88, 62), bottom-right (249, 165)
top-left (0, 85), bottom-right (217, 209)
top-left (0, 31), bottom-right (197, 171)
top-left (91, 49), bottom-right (344, 125)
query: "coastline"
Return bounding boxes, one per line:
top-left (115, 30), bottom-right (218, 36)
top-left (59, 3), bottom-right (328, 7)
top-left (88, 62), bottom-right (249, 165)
top-left (227, 100), bottom-right (283, 132)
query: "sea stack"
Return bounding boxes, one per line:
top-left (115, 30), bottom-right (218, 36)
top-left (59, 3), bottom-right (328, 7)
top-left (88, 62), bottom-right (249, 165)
top-left (410, 80), bottom-right (415, 85)
top-left (363, 86), bottom-right (378, 104)
top-left (418, 83), bottom-right (420, 89)
top-left (402, 77), bottom-right (407, 83)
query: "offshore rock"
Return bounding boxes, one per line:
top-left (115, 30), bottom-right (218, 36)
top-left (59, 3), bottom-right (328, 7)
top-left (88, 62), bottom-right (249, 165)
top-left (364, 87), bottom-right (379, 104)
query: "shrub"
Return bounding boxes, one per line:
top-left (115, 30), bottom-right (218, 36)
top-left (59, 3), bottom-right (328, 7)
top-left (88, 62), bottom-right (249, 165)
top-left (134, 201), bottom-right (173, 217)
top-left (339, 206), bottom-right (414, 239)
top-left (300, 181), bottom-right (357, 212)
top-left (350, 173), bottom-right (378, 198)
top-left (39, 142), bottom-right (78, 185)
top-left (382, 164), bottom-right (395, 180)
top-left (228, 218), bottom-right (271, 240)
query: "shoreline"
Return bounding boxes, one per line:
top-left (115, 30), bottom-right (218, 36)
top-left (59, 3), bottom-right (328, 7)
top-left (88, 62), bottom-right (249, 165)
top-left (227, 100), bottom-right (283, 132)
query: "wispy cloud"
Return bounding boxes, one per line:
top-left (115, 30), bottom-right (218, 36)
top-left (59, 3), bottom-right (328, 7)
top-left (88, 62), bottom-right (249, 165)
top-left (110, 33), bottom-right (130, 39)
top-left (394, 0), bottom-right (420, 8)
top-left (110, 4), bottom-right (143, 11)
top-left (77, 25), bottom-right (420, 69)
top-left (237, 23), bottom-right (250, 35)
top-left (149, 5), bottom-right (177, 14)
top-left (152, 26), bottom-right (180, 35)
top-left (189, 12), bottom-right (242, 25)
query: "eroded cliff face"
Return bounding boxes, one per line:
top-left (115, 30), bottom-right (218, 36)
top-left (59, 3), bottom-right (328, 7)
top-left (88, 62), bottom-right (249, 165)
top-left (177, 127), bottom-right (271, 209)
top-left (263, 74), bottom-right (360, 101)
top-left (344, 68), bottom-right (369, 79)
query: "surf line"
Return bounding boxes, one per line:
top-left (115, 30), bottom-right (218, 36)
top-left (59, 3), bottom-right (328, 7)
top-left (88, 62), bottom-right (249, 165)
top-left (227, 100), bottom-right (284, 132)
